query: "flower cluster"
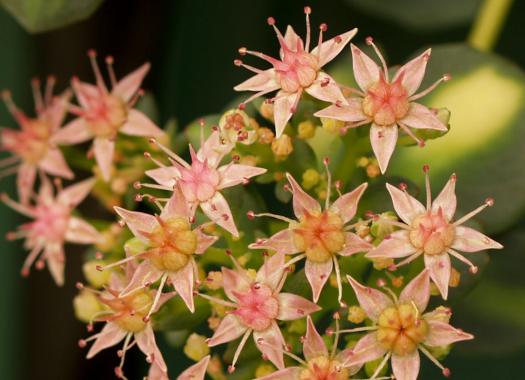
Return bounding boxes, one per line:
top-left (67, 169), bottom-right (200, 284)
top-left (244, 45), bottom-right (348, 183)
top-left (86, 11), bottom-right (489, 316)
top-left (0, 6), bottom-right (504, 380)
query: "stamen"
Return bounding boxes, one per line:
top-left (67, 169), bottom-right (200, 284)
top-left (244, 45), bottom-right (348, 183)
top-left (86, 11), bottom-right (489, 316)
top-left (317, 23), bottom-right (327, 60)
top-left (323, 157), bottom-right (332, 209)
top-left (330, 313), bottom-right (341, 358)
top-left (143, 152), bottom-right (166, 168)
top-left (409, 74), bottom-right (451, 101)
top-left (1, 193), bottom-right (36, 218)
top-left (423, 164), bottom-right (431, 210)
top-left (453, 198), bottom-right (493, 226)
top-left (45, 76), bottom-right (56, 106)
top-left (447, 249), bottom-right (478, 274)
top-left (380, 285), bottom-right (398, 303)
top-left (105, 56), bottom-right (117, 87)
top-left (128, 88), bottom-right (144, 108)
top-left (258, 337), bottom-right (305, 365)
top-left (228, 329), bottom-right (252, 373)
top-left (338, 326), bottom-right (378, 334)
top-left (304, 6), bottom-right (312, 52)
top-left (117, 333), bottom-right (133, 374)
top-left (370, 352), bottom-right (391, 380)
top-left (21, 243), bottom-right (44, 276)
top-left (143, 273), bottom-right (168, 322)
top-left (0, 156), bottom-right (20, 168)
top-left (398, 122), bottom-right (425, 147)
top-left (238, 47), bottom-right (281, 67)
top-left (197, 292), bottom-right (237, 308)
top-left (0, 166), bottom-right (20, 179)
top-left (391, 251), bottom-right (423, 270)
top-left (134, 182), bottom-right (173, 191)
top-left (419, 345), bottom-right (450, 376)
top-left (31, 78), bottom-right (44, 114)
top-left (233, 59), bottom-right (262, 74)
top-left (333, 256), bottom-right (343, 304)
top-left (239, 87), bottom-right (278, 109)
top-left (246, 211), bottom-right (295, 224)
top-left (87, 49), bottom-right (108, 93)
top-left (148, 138), bottom-right (190, 169)
top-left (96, 254), bottom-right (144, 271)
top-left (283, 253), bottom-right (306, 269)
top-left (1, 90), bottom-right (26, 125)
top-left (366, 37), bottom-right (389, 80)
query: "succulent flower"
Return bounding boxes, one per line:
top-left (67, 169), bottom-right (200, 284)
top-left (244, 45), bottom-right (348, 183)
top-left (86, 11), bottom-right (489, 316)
top-left (367, 166), bottom-right (503, 299)
top-left (234, 7), bottom-right (357, 137)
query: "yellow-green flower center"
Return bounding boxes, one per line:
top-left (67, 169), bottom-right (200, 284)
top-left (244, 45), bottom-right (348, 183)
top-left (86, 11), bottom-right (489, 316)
top-left (300, 356), bottom-right (348, 380)
top-left (409, 212), bottom-right (455, 256)
top-left (103, 290), bottom-right (153, 333)
top-left (86, 94), bottom-right (128, 138)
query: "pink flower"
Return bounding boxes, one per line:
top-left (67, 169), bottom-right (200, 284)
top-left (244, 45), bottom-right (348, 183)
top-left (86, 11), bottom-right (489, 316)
top-left (204, 252), bottom-right (320, 371)
top-left (315, 37), bottom-right (450, 173)
top-left (344, 270), bottom-right (473, 380)
top-left (234, 7), bottom-right (357, 137)
top-left (174, 355), bottom-right (210, 380)
top-left (367, 166), bottom-right (503, 299)
top-left (145, 130), bottom-right (267, 237)
top-left (256, 316), bottom-right (360, 380)
top-left (0, 78), bottom-right (73, 204)
top-left (2, 175), bottom-right (99, 285)
top-left (109, 184), bottom-right (218, 313)
top-left (249, 172), bottom-right (372, 303)
top-left (52, 51), bottom-right (164, 181)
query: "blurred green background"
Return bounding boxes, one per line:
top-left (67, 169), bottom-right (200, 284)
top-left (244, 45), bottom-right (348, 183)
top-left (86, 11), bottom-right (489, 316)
top-left (0, 0), bottom-right (524, 379)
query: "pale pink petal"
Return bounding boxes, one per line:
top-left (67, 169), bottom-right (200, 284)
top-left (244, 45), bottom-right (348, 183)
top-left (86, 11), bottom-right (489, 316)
top-left (313, 98), bottom-right (368, 122)
top-left (253, 321), bottom-right (285, 369)
top-left (16, 163), bottom-right (37, 205)
top-left (286, 173), bottom-right (321, 219)
top-left (72, 80), bottom-right (99, 110)
top-left (177, 355), bottom-right (210, 380)
top-left (218, 163), bottom-right (267, 189)
top-left (200, 192), bottom-right (239, 237)
top-left (65, 217), bottom-right (100, 244)
top-left (45, 243), bottom-right (65, 286)
top-left (39, 148), bottom-right (74, 179)
top-left (392, 351), bottom-right (420, 380)
top-left (256, 367), bottom-right (302, 380)
top-left (256, 252), bottom-right (285, 291)
top-left (234, 68), bottom-right (280, 93)
top-left (303, 316), bottom-right (328, 361)
top-left (44, 90), bottom-right (72, 130)
top-left (160, 185), bottom-right (191, 219)
top-left (305, 259), bottom-right (332, 303)
top-left (248, 229), bottom-right (300, 255)
top-left (57, 178), bottom-right (95, 207)
top-left (171, 262), bottom-right (195, 312)
top-left (120, 261), bottom-right (162, 296)
top-left (196, 130), bottom-right (230, 168)
top-left (135, 324), bottom-right (167, 372)
top-left (351, 43), bottom-right (381, 91)
top-left (424, 253), bottom-right (451, 300)
top-left (305, 72), bottom-right (346, 104)
top-left (452, 226), bottom-right (503, 252)
top-left (345, 332), bottom-right (387, 366)
top-left (195, 229), bottom-right (218, 254)
top-left (339, 232), bottom-right (373, 256)
top-left (120, 109), bottom-right (164, 137)
top-left (399, 270), bottom-right (430, 312)
top-left (370, 123), bottom-right (398, 174)
top-left (114, 206), bottom-right (159, 241)
top-left (424, 320), bottom-right (474, 347)
top-left (112, 63), bottom-right (150, 102)
top-left (283, 25), bottom-right (303, 55)
top-left (93, 137), bottom-right (115, 181)
top-left (346, 275), bottom-right (393, 322)
top-left (51, 118), bottom-right (93, 145)
top-left (207, 314), bottom-right (248, 346)
top-left (146, 166), bottom-right (179, 188)
top-left (277, 293), bottom-right (320, 320)
top-left (366, 230), bottom-right (416, 259)
top-left (311, 28), bottom-right (358, 67)
top-left (431, 176), bottom-right (457, 221)
top-left (400, 103), bottom-right (447, 131)
top-left (393, 49), bottom-right (431, 96)
top-left (86, 322), bottom-right (127, 359)
top-left (273, 91), bottom-right (301, 137)
top-left (386, 183), bottom-right (426, 225)
top-left (330, 183), bottom-right (368, 223)
top-left (222, 267), bottom-right (252, 303)
top-left (148, 362), bottom-right (169, 380)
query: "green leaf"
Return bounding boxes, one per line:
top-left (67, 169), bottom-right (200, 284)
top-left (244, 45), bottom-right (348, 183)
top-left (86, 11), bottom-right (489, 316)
top-left (153, 297), bottom-right (211, 332)
top-left (1, 0), bottom-right (104, 33)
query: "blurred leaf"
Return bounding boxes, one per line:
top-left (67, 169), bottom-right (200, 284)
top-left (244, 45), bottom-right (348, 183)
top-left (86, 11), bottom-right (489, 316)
top-left (346, 0), bottom-right (482, 31)
top-left (1, 0), bottom-right (104, 33)
top-left (154, 297), bottom-right (211, 332)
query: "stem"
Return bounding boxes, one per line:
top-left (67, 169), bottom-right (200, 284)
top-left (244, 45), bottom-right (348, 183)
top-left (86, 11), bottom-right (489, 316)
top-left (468, 0), bottom-right (514, 52)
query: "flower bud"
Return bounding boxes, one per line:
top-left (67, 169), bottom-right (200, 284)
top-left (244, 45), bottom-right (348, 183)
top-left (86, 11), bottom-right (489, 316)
top-left (370, 212), bottom-right (398, 241)
top-left (259, 101), bottom-right (274, 121)
top-left (449, 267), bottom-right (461, 287)
top-left (73, 290), bottom-right (103, 323)
top-left (206, 271), bottom-right (223, 290)
top-left (257, 127), bottom-right (275, 144)
top-left (124, 237), bottom-right (149, 256)
top-left (347, 305), bottom-right (367, 324)
top-left (297, 120), bottom-right (316, 139)
top-left (372, 257), bottom-right (394, 270)
top-left (218, 109), bottom-right (257, 145)
top-left (302, 169), bottom-right (320, 190)
top-left (320, 117), bottom-right (344, 134)
top-left (83, 260), bottom-right (112, 288)
top-left (255, 364), bottom-right (275, 378)
top-left (183, 333), bottom-right (210, 361)
top-left (271, 133), bottom-right (294, 159)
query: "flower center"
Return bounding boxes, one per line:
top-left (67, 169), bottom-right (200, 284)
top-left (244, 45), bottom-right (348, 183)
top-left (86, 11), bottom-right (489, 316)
top-left (145, 217), bottom-right (197, 272)
top-left (102, 290), bottom-right (153, 333)
top-left (4, 120), bottom-right (52, 164)
top-left (292, 211), bottom-right (345, 263)
top-left (377, 303), bottom-right (428, 356)
top-left (232, 283), bottom-right (280, 331)
top-left (179, 158), bottom-right (221, 203)
top-left (30, 203), bottom-right (70, 242)
top-left (276, 50), bottom-right (319, 93)
top-left (300, 356), bottom-right (348, 380)
top-left (409, 210), bottom-right (455, 256)
top-left (85, 94), bottom-right (128, 138)
top-left (362, 75), bottom-right (409, 126)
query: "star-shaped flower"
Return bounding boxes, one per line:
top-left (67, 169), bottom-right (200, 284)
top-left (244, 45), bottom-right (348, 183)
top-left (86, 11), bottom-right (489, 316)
top-left (344, 270), bottom-right (473, 380)
top-left (1, 78), bottom-right (73, 204)
top-left (366, 166), bottom-right (503, 299)
top-left (204, 252), bottom-right (320, 371)
top-left (315, 38), bottom-right (450, 173)
top-left (2, 175), bottom-right (99, 285)
top-left (249, 172), bottom-right (372, 303)
top-left (52, 51), bottom-right (164, 181)
top-left (234, 7), bottom-right (357, 137)
top-left (145, 130), bottom-right (267, 237)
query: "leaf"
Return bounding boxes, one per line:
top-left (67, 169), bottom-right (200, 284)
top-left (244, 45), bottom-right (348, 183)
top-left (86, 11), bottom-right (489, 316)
top-left (153, 296), bottom-right (211, 332)
top-left (1, 0), bottom-right (104, 33)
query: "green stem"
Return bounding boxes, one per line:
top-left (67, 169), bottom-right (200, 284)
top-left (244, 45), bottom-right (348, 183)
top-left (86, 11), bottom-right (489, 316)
top-left (468, 0), bottom-right (514, 52)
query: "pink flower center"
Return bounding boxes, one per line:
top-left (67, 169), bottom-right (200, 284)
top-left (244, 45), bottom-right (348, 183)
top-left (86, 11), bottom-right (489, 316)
top-left (300, 356), bottom-right (348, 380)
top-left (179, 158), bottom-right (220, 203)
top-left (232, 283), bottom-right (279, 331)
top-left (409, 209), bottom-right (455, 256)
top-left (362, 74), bottom-right (409, 126)
top-left (276, 48), bottom-right (319, 93)
top-left (29, 203), bottom-right (70, 242)
top-left (84, 94), bottom-right (128, 138)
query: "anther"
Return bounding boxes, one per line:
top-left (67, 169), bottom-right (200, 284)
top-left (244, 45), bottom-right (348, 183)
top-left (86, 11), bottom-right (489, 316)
top-left (469, 266), bottom-right (479, 274)
top-left (485, 197), bottom-right (494, 207)
top-left (247, 211), bottom-right (255, 220)
top-left (267, 17), bottom-right (276, 26)
top-left (76, 282), bottom-right (84, 290)
top-left (228, 365), bottom-right (236, 373)
top-left (319, 23), bottom-right (328, 32)
top-left (304, 6), bottom-right (312, 14)
top-left (365, 36), bottom-right (374, 45)
top-left (335, 35), bottom-right (342, 43)
top-left (105, 56), bottom-right (114, 65)
top-left (443, 74), bottom-right (452, 81)
top-left (78, 339), bottom-right (87, 348)
top-left (87, 49), bottom-right (97, 58)
top-left (238, 103), bottom-right (246, 110)
top-left (133, 181), bottom-right (142, 189)
top-left (238, 47), bottom-right (247, 56)
top-left (423, 164), bottom-right (430, 173)
top-left (399, 182), bottom-right (408, 191)
top-left (234, 59), bottom-right (243, 66)
top-left (443, 368), bottom-right (451, 377)
top-left (323, 157), bottom-right (330, 166)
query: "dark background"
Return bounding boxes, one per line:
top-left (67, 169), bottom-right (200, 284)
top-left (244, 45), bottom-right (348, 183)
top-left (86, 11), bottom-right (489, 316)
top-left (0, 0), bottom-right (524, 379)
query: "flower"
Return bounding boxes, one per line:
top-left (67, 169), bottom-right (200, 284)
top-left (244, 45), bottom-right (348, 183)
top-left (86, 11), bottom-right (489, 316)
top-left (110, 184), bottom-right (218, 313)
top-left (0, 78), bottom-right (73, 204)
top-left (249, 171), bottom-right (372, 302)
top-left (344, 270), bottom-right (473, 380)
top-left (145, 130), bottom-right (267, 236)
top-left (2, 175), bottom-right (99, 285)
top-left (204, 252), bottom-right (320, 371)
top-left (234, 7), bottom-right (357, 137)
top-left (52, 51), bottom-right (164, 181)
top-left (256, 316), bottom-right (360, 380)
top-left (366, 166), bottom-right (503, 299)
top-left (315, 37), bottom-right (450, 173)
